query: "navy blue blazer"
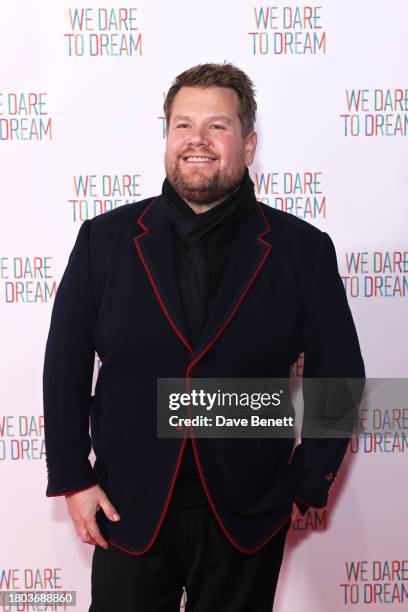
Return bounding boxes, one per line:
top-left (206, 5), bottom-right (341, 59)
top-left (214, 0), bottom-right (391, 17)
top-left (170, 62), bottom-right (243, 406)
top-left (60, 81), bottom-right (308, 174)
top-left (43, 191), bottom-right (365, 555)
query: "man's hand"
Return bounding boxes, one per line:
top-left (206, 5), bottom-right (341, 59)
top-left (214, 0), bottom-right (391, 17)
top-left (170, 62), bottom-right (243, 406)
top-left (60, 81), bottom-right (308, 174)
top-left (65, 484), bottom-right (121, 549)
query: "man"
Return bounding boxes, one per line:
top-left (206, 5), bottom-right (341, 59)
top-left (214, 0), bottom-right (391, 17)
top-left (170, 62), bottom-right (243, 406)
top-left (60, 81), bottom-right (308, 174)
top-left (43, 62), bottom-right (365, 611)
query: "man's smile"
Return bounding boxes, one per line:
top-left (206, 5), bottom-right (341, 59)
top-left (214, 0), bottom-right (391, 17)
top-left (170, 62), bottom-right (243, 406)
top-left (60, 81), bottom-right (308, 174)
top-left (182, 155), bottom-right (218, 163)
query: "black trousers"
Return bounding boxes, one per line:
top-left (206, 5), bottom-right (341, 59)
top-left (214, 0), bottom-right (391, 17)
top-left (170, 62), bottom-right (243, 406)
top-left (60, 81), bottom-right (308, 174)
top-left (89, 504), bottom-right (290, 612)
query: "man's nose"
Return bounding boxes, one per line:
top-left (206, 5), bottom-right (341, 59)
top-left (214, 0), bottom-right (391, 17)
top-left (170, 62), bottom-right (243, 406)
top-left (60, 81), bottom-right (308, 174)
top-left (187, 126), bottom-right (211, 146)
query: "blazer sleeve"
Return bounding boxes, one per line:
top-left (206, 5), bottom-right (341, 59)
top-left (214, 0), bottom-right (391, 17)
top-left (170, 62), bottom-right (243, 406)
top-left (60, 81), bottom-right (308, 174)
top-left (291, 231), bottom-right (365, 515)
top-left (43, 219), bottom-right (99, 496)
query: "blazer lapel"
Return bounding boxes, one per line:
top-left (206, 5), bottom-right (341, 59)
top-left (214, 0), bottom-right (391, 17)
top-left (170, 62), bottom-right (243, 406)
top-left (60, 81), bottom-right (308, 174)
top-left (133, 196), bottom-right (194, 354)
top-left (133, 195), bottom-right (271, 362)
top-left (192, 202), bottom-right (271, 360)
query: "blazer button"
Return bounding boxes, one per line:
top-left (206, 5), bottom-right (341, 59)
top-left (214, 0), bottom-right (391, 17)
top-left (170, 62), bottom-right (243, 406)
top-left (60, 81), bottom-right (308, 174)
top-left (192, 364), bottom-right (201, 376)
top-left (324, 472), bottom-right (334, 482)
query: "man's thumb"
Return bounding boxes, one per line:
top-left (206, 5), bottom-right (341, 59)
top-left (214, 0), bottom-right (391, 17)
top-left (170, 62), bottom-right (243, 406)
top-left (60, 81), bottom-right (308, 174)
top-left (100, 498), bottom-right (121, 522)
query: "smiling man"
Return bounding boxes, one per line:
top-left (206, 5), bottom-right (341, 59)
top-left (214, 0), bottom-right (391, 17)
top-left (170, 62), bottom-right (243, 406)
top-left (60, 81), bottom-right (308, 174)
top-left (164, 84), bottom-right (255, 211)
top-left (43, 62), bottom-right (365, 611)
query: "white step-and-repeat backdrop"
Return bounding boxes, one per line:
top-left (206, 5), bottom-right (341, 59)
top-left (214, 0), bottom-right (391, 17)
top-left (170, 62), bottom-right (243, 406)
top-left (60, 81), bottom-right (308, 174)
top-left (1, 1), bottom-right (407, 610)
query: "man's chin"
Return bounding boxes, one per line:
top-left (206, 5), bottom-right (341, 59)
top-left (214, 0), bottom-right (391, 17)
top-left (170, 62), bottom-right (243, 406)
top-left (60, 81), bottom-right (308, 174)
top-left (166, 165), bottom-right (245, 205)
top-left (169, 174), bottom-right (220, 204)
top-left (179, 168), bottom-right (214, 184)
top-left (174, 186), bottom-right (220, 205)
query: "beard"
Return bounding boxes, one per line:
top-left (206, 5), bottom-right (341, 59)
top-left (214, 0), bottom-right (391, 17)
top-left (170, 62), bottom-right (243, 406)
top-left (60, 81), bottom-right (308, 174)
top-left (165, 152), bottom-right (247, 206)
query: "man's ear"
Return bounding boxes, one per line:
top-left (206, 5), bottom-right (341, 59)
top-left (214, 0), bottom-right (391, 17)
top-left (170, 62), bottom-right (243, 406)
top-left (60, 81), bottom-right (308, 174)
top-left (244, 131), bottom-right (257, 165)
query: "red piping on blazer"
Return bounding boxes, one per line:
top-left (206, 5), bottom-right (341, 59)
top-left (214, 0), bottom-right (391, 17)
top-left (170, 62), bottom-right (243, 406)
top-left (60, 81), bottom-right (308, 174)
top-left (108, 433), bottom-right (190, 556)
top-left (47, 483), bottom-right (97, 497)
top-left (133, 196), bottom-right (194, 355)
top-left (185, 201), bottom-right (292, 554)
top-left (112, 198), bottom-right (292, 555)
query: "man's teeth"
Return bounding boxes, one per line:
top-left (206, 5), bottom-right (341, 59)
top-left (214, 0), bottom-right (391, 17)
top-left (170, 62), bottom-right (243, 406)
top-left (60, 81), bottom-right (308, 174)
top-left (185, 156), bottom-right (215, 162)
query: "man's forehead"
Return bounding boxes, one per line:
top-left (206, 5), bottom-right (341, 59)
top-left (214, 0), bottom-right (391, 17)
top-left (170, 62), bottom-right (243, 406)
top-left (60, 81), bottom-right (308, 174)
top-left (170, 86), bottom-right (240, 116)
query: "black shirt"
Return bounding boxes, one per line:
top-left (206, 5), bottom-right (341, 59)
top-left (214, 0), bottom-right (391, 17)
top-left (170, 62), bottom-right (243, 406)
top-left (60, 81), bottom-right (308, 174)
top-left (162, 168), bottom-right (257, 511)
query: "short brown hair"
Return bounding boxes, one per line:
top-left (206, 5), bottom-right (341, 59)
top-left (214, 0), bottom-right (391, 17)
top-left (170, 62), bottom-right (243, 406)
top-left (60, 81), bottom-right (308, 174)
top-left (163, 62), bottom-right (257, 137)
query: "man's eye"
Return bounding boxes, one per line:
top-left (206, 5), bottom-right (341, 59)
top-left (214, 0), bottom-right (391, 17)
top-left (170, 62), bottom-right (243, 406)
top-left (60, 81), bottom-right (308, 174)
top-left (176, 123), bottom-right (190, 128)
top-left (210, 124), bottom-right (225, 130)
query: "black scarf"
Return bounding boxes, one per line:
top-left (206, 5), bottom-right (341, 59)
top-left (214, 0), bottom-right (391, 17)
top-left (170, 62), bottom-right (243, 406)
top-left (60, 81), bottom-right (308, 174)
top-left (162, 167), bottom-right (257, 348)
